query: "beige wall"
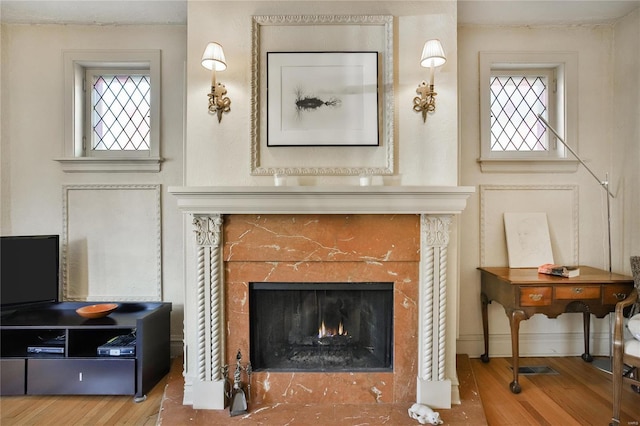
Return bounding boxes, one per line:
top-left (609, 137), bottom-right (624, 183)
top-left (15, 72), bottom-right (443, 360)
top-left (457, 12), bottom-right (640, 357)
top-left (0, 23), bottom-right (187, 351)
top-left (613, 8), bottom-right (640, 263)
top-left (184, 1), bottom-right (460, 186)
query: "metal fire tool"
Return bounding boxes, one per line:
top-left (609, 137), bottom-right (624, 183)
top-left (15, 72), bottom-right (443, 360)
top-left (229, 350), bottom-right (248, 416)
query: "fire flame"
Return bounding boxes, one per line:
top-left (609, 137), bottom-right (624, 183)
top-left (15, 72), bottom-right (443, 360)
top-left (318, 320), bottom-right (347, 338)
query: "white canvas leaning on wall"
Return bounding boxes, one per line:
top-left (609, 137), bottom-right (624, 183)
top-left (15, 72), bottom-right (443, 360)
top-left (504, 212), bottom-right (554, 268)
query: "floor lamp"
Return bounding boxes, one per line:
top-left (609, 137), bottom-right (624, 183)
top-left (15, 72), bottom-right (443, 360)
top-left (536, 114), bottom-right (617, 373)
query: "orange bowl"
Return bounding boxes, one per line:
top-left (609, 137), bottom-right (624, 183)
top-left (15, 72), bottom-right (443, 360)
top-left (76, 303), bottom-right (119, 319)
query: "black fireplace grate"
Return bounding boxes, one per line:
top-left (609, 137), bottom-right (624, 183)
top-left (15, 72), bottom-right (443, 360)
top-left (249, 282), bottom-right (394, 372)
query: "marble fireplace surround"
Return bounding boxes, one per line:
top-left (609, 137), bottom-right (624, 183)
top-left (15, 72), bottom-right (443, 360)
top-left (169, 186), bottom-right (474, 410)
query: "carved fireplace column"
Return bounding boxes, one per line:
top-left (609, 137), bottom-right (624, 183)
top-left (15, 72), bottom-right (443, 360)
top-left (417, 214), bottom-right (453, 408)
top-left (191, 214), bottom-right (227, 409)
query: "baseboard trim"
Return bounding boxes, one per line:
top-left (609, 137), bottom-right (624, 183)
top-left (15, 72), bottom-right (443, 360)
top-left (457, 331), bottom-right (613, 358)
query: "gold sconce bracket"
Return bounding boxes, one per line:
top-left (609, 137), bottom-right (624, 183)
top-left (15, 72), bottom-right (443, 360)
top-left (413, 81), bottom-right (437, 122)
top-left (208, 83), bottom-right (231, 123)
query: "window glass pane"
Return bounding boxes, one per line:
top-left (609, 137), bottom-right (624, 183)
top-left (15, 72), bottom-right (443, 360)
top-left (490, 75), bottom-right (547, 152)
top-left (91, 75), bottom-right (151, 151)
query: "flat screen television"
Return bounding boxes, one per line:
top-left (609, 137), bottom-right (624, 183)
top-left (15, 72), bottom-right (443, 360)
top-left (1, 235), bottom-right (60, 310)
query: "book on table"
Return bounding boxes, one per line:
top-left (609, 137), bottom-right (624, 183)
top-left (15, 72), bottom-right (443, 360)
top-left (537, 264), bottom-right (580, 278)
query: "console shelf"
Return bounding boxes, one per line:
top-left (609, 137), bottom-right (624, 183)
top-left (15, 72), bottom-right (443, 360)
top-left (0, 302), bottom-right (171, 401)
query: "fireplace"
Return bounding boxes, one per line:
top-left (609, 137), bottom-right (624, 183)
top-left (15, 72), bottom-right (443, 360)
top-left (249, 282), bottom-right (393, 372)
top-left (168, 185), bottom-right (475, 409)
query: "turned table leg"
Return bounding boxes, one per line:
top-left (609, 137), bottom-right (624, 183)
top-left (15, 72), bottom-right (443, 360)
top-left (581, 311), bottom-right (594, 362)
top-left (481, 292), bottom-right (490, 363)
top-left (509, 309), bottom-right (527, 394)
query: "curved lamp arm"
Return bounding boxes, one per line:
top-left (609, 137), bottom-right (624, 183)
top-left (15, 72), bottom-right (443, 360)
top-left (536, 114), bottom-right (614, 272)
top-left (537, 114), bottom-right (614, 198)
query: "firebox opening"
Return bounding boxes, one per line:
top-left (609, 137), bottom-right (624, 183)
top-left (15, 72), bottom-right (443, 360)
top-left (249, 282), bottom-right (393, 372)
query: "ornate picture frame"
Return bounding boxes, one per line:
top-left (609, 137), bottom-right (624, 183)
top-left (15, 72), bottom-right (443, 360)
top-left (250, 15), bottom-right (394, 176)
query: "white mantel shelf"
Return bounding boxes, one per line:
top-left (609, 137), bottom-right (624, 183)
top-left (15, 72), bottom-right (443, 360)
top-left (168, 185), bottom-right (475, 215)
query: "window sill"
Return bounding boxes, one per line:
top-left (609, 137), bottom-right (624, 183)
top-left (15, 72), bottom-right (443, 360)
top-left (55, 157), bottom-right (163, 173)
top-left (477, 158), bottom-right (579, 173)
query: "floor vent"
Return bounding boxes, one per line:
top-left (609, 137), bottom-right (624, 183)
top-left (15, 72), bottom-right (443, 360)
top-left (511, 366), bottom-right (559, 375)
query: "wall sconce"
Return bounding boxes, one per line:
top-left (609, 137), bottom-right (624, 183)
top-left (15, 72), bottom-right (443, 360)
top-left (413, 39), bottom-right (446, 122)
top-left (202, 42), bottom-right (231, 123)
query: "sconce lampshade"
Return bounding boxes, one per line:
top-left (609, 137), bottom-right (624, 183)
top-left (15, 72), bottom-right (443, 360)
top-left (201, 42), bottom-right (227, 72)
top-left (420, 39), bottom-right (446, 68)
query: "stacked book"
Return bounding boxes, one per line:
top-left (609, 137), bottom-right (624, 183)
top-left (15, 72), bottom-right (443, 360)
top-left (537, 264), bottom-right (580, 278)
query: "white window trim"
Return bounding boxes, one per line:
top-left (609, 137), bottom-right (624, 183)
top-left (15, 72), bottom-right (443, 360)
top-left (57, 50), bottom-right (162, 173)
top-left (478, 52), bottom-right (579, 173)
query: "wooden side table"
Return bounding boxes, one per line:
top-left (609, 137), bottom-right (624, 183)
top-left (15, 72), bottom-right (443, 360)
top-left (478, 266), bottom-right (633, 393)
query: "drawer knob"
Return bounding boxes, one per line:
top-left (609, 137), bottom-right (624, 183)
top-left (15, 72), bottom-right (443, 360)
top-left (573, 287), bottom-right (584, 294)
top-left (613, 292), bottom-right (627, 301)
top-left (529, 294), bottom-right (543, 301)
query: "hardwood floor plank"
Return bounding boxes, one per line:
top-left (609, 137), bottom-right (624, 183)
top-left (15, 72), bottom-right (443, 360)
top-left (469, 358), bottom-right (542, 425)
top-left (0, 375), bottom-right (166, 426)
top-left (518, 400), bottom-right (555, 426)
top-left (471, 356), bottom-right (640, 426)
top-left (526, 358), bottom-right (611, 425)
top-left (79, 398), bottom-right (113, 423)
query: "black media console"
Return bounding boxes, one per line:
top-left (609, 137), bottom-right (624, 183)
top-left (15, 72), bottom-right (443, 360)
top-left (0, 302), bottom-right (171, 402)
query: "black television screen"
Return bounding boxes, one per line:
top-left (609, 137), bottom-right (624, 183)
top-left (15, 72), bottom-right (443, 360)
top-left (1, 235), bottom-right (60, 309)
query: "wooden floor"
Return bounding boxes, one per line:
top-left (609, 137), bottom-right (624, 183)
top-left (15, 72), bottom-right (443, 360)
top-left (1, 356), bottom-right (639, 425)
top-left (0, 374), bottom-right (167, 425)
top-left (472, 356), bottom-right (640, 426)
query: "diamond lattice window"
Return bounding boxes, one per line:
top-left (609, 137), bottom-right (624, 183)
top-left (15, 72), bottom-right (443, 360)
top-left (490, 75), bottom-right (548, 152)
top-left (91, 74), bottom-right (151, 152)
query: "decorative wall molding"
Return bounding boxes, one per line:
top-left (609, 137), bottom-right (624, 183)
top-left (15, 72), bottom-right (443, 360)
top-left (62, 184), bottom-right (162, 301)
top-left (250, 15), bottom-right (394, 176)
top-left (457, 331), bottom-right (612, 359)
top-left (479, 184), bottom-right (579, 267)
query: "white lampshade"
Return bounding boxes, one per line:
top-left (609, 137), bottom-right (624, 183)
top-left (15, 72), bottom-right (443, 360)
top-left (420, 39), bottom-right (446, 68)
top-left (201, 42), bottom-right (227, 72)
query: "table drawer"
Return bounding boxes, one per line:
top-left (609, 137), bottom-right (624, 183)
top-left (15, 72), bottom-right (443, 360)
top-left (555, 285), bottom-right (600, 300)
top-left (520, 287), bottom-right (552, 306)
top-left (603, 284), bottom-right (634, 305)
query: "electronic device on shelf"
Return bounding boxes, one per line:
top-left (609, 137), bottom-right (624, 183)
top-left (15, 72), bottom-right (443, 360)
top-left (0, 235), bottom-right (60, 312)
top-left (27, 334), bottom-right (66, 355)
top-left (26, 346), bottom-right (65, 354)
top-left (97, 332), bottom-right (136, 357)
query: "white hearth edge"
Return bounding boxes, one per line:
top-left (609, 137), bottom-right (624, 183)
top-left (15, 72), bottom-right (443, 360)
top-left (169, 186), bottom-right (475, 410)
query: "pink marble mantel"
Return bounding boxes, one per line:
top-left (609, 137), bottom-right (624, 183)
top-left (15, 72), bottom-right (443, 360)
top-left (168, 185), bottom-right (475, 411)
